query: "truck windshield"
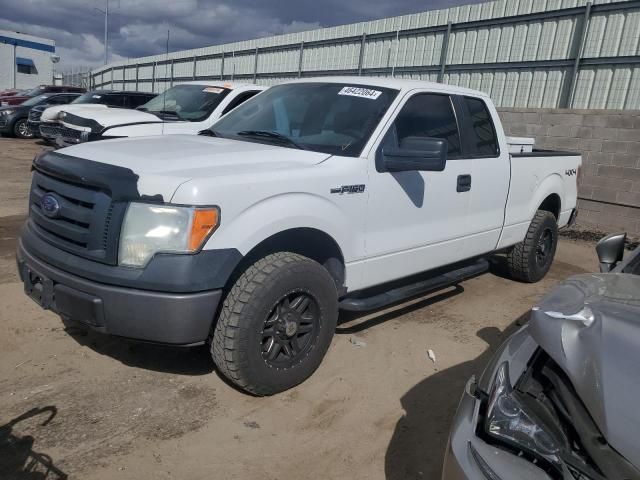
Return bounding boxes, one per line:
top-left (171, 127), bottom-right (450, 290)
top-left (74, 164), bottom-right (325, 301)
top-left (212, 83), bottom-right (398, 157)
top-left (137, 84), bottom-right (231, 122)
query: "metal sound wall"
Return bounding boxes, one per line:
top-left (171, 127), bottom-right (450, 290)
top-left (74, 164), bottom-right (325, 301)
top-left (91, 0), bottom-right (640, 109)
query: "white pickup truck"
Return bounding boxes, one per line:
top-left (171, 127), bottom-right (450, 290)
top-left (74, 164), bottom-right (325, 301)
top-left (17, 77), bottom-right (580, 395)
top-left (39, 81), bottom-right (265, 147)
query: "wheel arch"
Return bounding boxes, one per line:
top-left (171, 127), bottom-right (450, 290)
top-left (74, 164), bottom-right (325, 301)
top-left (538, 193), bottom-right (561, 220)
top-left (529, 174), bottom-right (563, 223)
top-left (225, 227), bottom-right (346, 294)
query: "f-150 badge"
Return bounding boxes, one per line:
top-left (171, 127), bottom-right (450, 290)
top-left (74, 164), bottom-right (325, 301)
top-left (331, 185), bottom-right (366, 194)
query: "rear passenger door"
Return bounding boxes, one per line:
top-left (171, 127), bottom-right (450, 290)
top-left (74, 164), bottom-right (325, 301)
top-left (458, 96), bottom-right (510, 256)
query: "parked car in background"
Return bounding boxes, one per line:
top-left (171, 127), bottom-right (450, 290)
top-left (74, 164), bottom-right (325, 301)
top-left (442, 234), bottom-right (640, 479)
top-left (0, 85), bottom-right (86, 107)
top-left (17, 78), bottom-right (580, 396)
top-left (0, 93), bottom-right (82, 139)
top-left (43, 81), bottom-right (265, 147)
top-left (35, 90), bottom-right (156, 141)
top-left (0, 88), bottom-right (25, 98)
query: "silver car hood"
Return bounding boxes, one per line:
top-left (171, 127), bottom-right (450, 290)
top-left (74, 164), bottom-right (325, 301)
top-left (529, 273), bottom-right (640, 469)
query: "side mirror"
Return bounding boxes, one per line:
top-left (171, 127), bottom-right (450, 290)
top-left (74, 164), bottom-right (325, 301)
top-left (596, 232), bottom-right (626, 273)
top-left (382, 136), bottom-right (447, 172)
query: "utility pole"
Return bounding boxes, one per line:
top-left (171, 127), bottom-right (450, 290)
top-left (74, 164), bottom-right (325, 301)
top-left (95, 0), bottom-right (110, 65)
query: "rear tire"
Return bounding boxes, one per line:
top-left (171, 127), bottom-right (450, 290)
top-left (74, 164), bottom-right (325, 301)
top-left (506, 210), bottom-right (558, 283)
top-left (211, 252), bottom-right (338, 396)
top-left (13, 119), bottom-right (33, 139)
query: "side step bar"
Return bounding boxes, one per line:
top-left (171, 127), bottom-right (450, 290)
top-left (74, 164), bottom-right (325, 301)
top-left (339, 259), bottom-right (489, 312)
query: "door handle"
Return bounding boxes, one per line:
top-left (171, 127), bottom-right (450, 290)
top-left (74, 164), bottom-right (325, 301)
top-left (457, 174), bottom-right (471, 192)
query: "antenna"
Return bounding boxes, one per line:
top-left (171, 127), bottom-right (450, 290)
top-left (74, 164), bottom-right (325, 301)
top-left (162, 29), bottom-right (170, 135)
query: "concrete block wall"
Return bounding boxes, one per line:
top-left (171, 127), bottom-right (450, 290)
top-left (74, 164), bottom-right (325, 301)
top-left (498, 108), bottom-right (640, 236)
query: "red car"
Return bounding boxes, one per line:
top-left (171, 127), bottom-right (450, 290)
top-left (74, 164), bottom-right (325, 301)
top-left (0, 85), bottom-right (86, 106)
top-left (0, 89), bottom-right (24, 98)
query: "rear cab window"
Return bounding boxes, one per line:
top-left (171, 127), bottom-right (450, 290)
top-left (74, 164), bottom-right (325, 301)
top-left (462, 96), bottom-right (499, 157)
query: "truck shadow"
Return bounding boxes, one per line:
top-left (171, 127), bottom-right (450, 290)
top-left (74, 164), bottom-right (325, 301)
top-left (61, 319), bottom-right (214, 376)
top-left (384, 317), bottom-right (525, 480)
top-left (0, 406), bottom-right (68, 479)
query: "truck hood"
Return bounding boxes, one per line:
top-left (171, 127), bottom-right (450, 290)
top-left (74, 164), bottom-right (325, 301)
top-left (59, 106), bottom-right (164, 129)
top-left (529, 273), bottom-right (640, 468)
top-left (41, 104), bottom-right (110, 123)
top-left (58, 135), bottom-right (331, 199)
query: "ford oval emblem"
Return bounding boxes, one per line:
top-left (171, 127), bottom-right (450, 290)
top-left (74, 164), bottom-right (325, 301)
top-left (41, 194), bottom-right (61, 218)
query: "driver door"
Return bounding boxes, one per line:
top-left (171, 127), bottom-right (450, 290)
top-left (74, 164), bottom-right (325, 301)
top-left (362, 92), bottom-right (473, 289)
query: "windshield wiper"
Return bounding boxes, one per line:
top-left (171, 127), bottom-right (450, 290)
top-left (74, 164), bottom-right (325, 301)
top-left (136, 106), bottom-right (148, 111)
top-left (236, 130), bottom-right (306, 150)
top-left (150, 110), bottom-right (181, 120)
top-left (199, 129), bottom-right (222, 137)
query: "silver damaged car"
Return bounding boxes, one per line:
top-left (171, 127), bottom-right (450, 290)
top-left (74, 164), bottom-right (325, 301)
top-left (442, 233), bottom-right (640, 480)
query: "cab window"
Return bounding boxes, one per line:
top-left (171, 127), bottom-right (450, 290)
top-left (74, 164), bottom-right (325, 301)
top-left (221, 91), bottom-right (260, 115)
top-left (383, 93), bottom-right (461, 158)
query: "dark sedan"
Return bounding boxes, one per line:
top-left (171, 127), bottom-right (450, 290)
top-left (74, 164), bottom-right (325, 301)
top-left (0, 93), bottom-right (81, 138)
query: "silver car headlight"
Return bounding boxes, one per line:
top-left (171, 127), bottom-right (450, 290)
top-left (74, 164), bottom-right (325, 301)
top-left (485, 362), bottom-right (561, 463)
top-left (118, 203), bottom-right (220, 267)
top-left (1, 109), bottom-right (14, 115)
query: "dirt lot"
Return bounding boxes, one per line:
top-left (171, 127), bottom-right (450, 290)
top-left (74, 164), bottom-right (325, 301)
top-left (0, 137), bottom-right (599, 480)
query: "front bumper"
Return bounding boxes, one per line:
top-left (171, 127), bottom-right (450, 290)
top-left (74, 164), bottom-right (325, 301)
top-left (16, 224), bottom-right (241, 345)
top-left (27, 121), bottom-right (42, 137)
top-left (0, 115), bottom-right (13, 132)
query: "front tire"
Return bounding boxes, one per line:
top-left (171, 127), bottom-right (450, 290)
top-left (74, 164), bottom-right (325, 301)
top-left (211, 252), bottom-right (338, 396)
top-left (506, 210), bottom-right (558, 283)
top-left (13, 118), bottom-right (33, 139)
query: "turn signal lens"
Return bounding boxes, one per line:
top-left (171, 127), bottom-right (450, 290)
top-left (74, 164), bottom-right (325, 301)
top-left (189, 208), bottom-right (220, 250)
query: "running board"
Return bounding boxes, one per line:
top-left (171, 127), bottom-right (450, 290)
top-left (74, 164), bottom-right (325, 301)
top-left (339, 259), bottom-right (489, 312)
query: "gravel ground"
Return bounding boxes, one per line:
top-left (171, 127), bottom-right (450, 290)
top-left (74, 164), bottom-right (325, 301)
top-left (0, 136), bottom-right (601, 480)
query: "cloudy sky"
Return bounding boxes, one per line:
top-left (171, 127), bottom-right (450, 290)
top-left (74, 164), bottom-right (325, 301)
top-left (0, 0), bottom-right (482, 69)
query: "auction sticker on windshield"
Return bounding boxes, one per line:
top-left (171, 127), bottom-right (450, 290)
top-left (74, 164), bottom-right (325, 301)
top-left (203, 87), bottom-right (224, 94)
top-left (338, 86), bottom-right (382, 100)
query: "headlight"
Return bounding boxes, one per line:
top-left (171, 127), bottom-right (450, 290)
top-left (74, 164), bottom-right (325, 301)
top-left (118, 203), bottom-right (220, 267)
top-left (1, 109), bottom-right (14, 115)
top-left (485, 362), bottom-right (561, 463)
